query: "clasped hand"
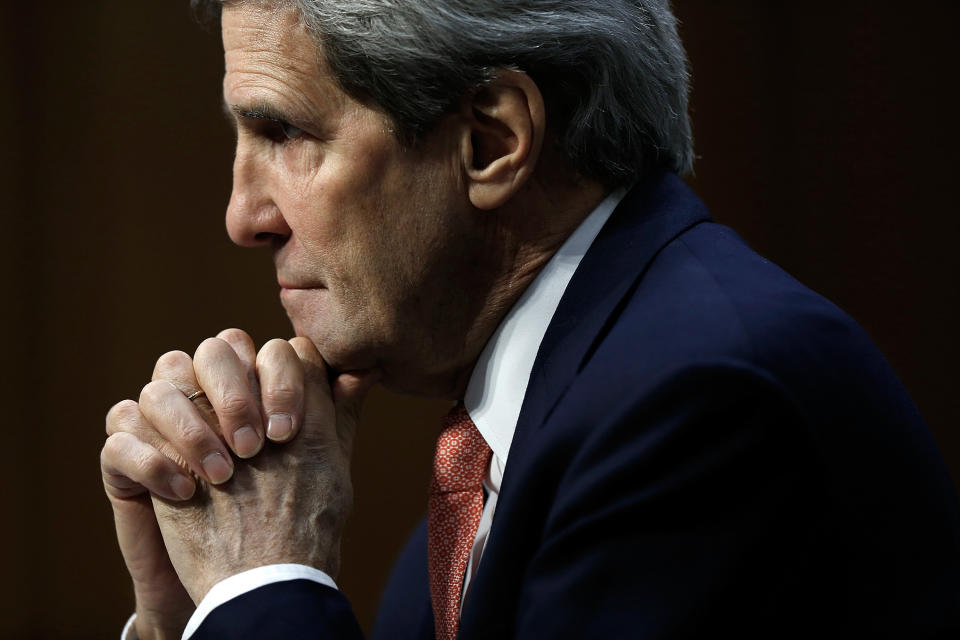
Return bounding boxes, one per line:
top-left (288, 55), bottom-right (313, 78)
top-left (100, 329), bottom-right (376, 639)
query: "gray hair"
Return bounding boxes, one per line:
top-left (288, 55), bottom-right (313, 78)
top-left (195, 0), bottom-right (694, 186)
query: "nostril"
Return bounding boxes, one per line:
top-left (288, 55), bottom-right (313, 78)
top-left (225, 191), bottom-right (290, 247)
top-left (254, 231), bottom-right (288, 246)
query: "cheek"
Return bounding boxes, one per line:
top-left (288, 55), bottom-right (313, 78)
top-left (301, 143), bottom-right (398, 248)
top-left (281, 158), bottom-right (397, 300)
top-left (274, 150), bottom-right (346, 251)
top-left (284, 141), bottom-right (325, 194)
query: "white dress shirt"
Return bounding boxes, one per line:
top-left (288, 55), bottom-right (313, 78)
top-left (122, 187), bottom-right (627, 640)
top-left (458, 186), bottom-right (626, 605)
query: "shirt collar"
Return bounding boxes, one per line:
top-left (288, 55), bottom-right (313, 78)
top-left (463, 187), bottom-right (629, 465)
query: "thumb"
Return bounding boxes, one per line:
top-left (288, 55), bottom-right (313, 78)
top-left (332, 370), bottom-right (380, 454)
top-left (287, 337), bottom-right (379, 454)
top-left (332, 370), bottom-right (380, 415)
top-left (287, 337), bottom-right (335, 442)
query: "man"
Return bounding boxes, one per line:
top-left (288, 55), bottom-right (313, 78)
top-left (101, 0), bottom-right (960, 638)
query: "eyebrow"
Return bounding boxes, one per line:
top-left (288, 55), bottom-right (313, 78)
top-left (221, 98), bottom-right (297, 129)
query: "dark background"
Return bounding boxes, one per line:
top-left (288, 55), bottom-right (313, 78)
top-left (1, 2), bottom-right (957, 637)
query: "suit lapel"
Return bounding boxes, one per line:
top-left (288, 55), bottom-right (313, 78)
top-left (458, 172), bottom-right (712, 637)
top-left (512, 171), bottom-right (711, 449)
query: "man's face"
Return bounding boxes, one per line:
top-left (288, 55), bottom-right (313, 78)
top-left (222, 3), bottom-right (486, 393)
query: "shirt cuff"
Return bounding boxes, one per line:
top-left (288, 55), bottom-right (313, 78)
top-left (182, 564), bottom-right (339, 639)
top-left (121, 613), bottom-right (138, 640)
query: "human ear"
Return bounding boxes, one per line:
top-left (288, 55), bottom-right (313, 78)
top-left (459, 70), bottom-right (546, 210)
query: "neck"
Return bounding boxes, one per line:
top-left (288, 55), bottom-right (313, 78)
top-left (374, 158), bottom-right (609, 400)
top-left (435, 173), bottom-right (609, 400)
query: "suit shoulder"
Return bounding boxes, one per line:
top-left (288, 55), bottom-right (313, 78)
top-left (607, 221), bottom-right (870, 375)
top-left (565, 217), bottom-right (946, 491)
top-left (580, 220), bottom-right (915, 419)
top-left (560, 219), bottom-right (956, 541)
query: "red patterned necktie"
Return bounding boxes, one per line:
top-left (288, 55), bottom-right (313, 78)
top-left (428, 405), bottom-right (493, 640)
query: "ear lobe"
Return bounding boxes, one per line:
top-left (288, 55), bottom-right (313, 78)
top-left (460, 71), bottom-right (546, 211)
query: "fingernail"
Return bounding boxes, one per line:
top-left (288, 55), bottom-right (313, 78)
top-left (202, 452), bottom-right (234, 484)
top-left (169, 474), bottom-right (196, 501)
top-left (267, 414), bottom-right (293, 441)
top-left (233, 425), bottom-right (263, 459)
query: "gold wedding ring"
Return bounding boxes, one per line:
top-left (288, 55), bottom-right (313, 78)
top-left (186, 389), bottom-right (206, 401)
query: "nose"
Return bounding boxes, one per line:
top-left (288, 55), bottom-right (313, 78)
top-left (225, 143), bottom-right (291, 248)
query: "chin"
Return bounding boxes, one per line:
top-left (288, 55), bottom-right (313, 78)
top-left (296, 328), bottom-right (374, 376)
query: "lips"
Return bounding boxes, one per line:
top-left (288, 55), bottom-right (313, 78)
top-left (277, 277), bottom-right (323, 290)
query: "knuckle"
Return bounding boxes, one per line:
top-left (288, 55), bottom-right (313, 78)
top-left (261, 337), bottom-right (290, 354)
top-left (218, 327), bottom-right (252, 344)
top-left (176, 419), bottom-right (211, 450)
top-left (99, 446), bottom-right (111, 470)
top-left (137, 448), bottom-right (169, 480)
top-left (216, 392), bottom-right (251, 420)
top-left (100, 433), bottom-right (123, 462)
top-left (101, 432), bottom-right (137, 467)
top-left (139, 379), bottom-right (174, 405)
top-left (256, 338), bottom-right (292, 370)
top-left (195, 337), bottom-right (228, 360)
top-left (287, 336), bottom-right (314, 354)
top-left (262, 385), bottom-right (299, 407)
top-left (156, 349), bottom-right (192, 371)
top-left (105, 399), bottom-right (139, 434)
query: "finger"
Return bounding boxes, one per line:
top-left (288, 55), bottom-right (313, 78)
top-left (106, 398), bottom-right (142, 437)
top-left (108, 398), bottom-right (191, 470)
top-left (194, 337), bottom-right (265, 459)
top-left (289, 337), bottom-right (350, 451)
top-left (288, 336), bottom-right (330, 395)
top-left (151, 350), bottom-right (220, 427)
top-left (217, 328), bottom-right (260, 397)
top-left (148, 350), bottom-right (235, 481)
top-left (109, 394), bottom-right (230, 485)
top-left (257, 338), bottom-right (305, 443)
top-left (138, 379), bottom-right (235, 485)
top-left (108, 398), bottom-right (190, 472)
top-left (152, 350), bottom-right (198, 389)
top-left (288, 336), bottom-right (333, 428)
top-left (102, 431), bottom-right (197, 502)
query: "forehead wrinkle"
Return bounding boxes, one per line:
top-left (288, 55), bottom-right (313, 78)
top-left (224, 66), bottom-right (343, 127)
top-left (223, 7), bottom-right (341, 126)
top-left (224, 35), bottom-right (321, 89)
top-left (222, 2), bottom-right (315, 64)
top-left (226, 53), bottom-right (320, 91)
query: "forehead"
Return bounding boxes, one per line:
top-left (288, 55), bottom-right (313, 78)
top-left (221, 3), bottom-right (344, 116)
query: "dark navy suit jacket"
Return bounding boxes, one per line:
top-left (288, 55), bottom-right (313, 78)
top-left (195, 173), bottom-right (960, 638)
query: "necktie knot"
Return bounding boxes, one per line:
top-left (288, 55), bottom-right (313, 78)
top-left (430, 404), bottom-right (491, 495)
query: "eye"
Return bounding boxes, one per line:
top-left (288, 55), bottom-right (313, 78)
top-left (245, 115), bottom-right (309, 145)
top-left (279, 121), bottom-right (305, 140)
